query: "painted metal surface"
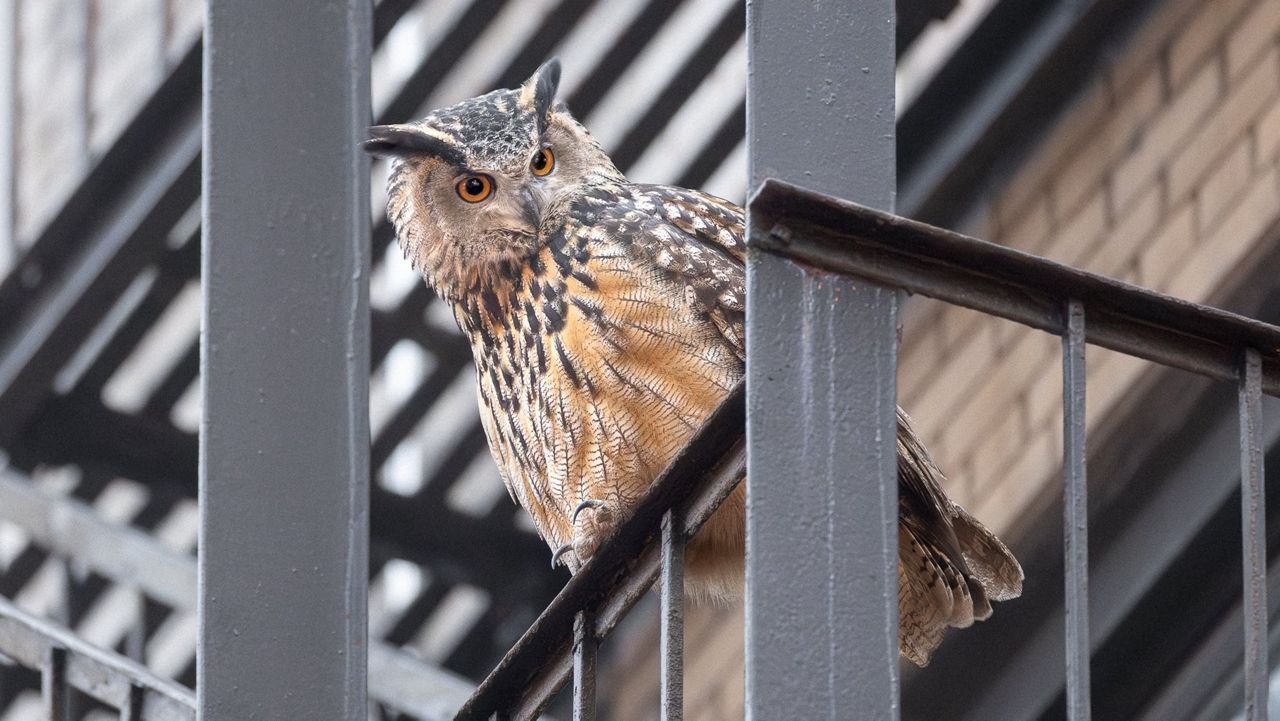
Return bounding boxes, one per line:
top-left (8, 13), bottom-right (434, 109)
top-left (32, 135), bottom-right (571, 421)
top-left (199, 2), bottom-right (370, 719)
top-left (1063, 300), bottom-right (1090, 721)
top-left (573, 611), bottom-right (597, 721)
top-left (1240, 348), bottom-right (1267, 721)
top-left (744, 0), bottom-right (900, 718)
top-left (748, 181), bottom-right (1280, 397)
top-left (660, 509), bottom-right (685, 721)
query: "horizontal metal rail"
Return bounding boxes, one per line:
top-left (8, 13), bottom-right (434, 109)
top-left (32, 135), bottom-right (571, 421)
top-left (0, 594), bottom-right (195, 720)
top-left (454, 383), bottom-right (745, 720)
top-left (748, 179), bottom-right (1280, 397)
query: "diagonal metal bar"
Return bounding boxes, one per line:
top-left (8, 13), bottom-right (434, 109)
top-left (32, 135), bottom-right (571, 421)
top-left (749, 179), bottom-right (1280, 397)
top-left (1063, 299), bottom-right (1090, 721)
top-left (1240, 347), bottom-right (1267, 721)
top-left (0, 114), bottom-right (200, 445)
top-left (0, 41), bottom-right (201, 339)
top-left (0, 0), bottom-right (445, 452)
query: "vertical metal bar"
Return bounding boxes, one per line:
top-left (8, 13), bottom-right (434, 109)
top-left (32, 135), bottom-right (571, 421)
top-left (660, 509), bottom-right (684, 721)
top-left (119, 682), bottom-right (143, 721)
top-left (1063, 299), bottom-right (1091, 721)
top-left (200, 2), bottom-right (371, 720)
top-left (573, 610), bottom-right (597, 721)
top-left (745, 1), bottom-right (898, 719)
top-left (125, 588), bottom-right (145, 662)
top-left (1241, 347), bottom-right (1267, 721)
top-left (0, 0), bottom-right (15, 272)
top-left (52, 557), bottom-right (71, 626)
top-left (42, 644), bottom-right (68, 721)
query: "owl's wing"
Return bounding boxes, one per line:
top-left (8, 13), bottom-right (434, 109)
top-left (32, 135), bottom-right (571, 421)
top-left (607, 184), bottom-right (747, 359)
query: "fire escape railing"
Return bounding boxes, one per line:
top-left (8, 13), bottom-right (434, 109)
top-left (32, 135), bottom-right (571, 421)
top-left (454, 178), bottom-right (1280, 720)
top-left (749, 180), bottom-right (1278, 721)
top-left (454, 387), bottom-right (745, 720)
top-left (0, 595), bottom-right (196, 721)
top-left (0, 466), bottom-right (477, 721)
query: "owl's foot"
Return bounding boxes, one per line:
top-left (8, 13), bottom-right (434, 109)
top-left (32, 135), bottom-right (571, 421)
top-left (549, 500), bottom-right (617, 571)
top-left (551, 543), bottom-right (576, 570)
top-left (572, 499), bottom-right (607, 524)
top-left (570, 498), bottom-right (616, 569)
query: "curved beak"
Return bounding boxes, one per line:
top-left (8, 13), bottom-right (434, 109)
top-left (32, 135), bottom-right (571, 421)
top-left (519, 187), bottom-right (541, 234)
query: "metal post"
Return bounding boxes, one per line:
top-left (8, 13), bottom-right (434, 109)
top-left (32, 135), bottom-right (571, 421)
top-left (1062, 300), bottom-right (1090, 721)
top-left (42, 644), bottom-right (68, 721)
top-left (200, 2), bottom-right (370, 720)
top-left (660, 509), bottom-right (685, 721)
top-left (1240, 347), bottom-right (1267, 721)
top-left (745, 1), bottom-right (898, 719)
top-left (573, 611), bottom-right (597, 721)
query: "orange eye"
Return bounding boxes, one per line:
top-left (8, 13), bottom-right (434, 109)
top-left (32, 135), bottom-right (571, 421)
top-left (456, 175), bottom-right (493, 203)
top-left (530, 147), bottom-right (555, 176)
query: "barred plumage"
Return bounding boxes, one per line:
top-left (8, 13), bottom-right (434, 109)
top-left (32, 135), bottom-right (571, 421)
top-left (365, 59), bottom-right (1022, 665)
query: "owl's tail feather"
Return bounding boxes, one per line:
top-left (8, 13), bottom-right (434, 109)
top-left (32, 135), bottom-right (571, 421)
top-left (896, 410), bottom-right (1024, 667)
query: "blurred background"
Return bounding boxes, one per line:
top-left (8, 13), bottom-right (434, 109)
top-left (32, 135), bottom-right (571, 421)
top-left (1, 0), bottom-right (1279, 719)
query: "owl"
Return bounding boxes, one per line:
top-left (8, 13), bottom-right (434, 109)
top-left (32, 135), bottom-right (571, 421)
top-left (364, 59), bottom-right (1023, 666)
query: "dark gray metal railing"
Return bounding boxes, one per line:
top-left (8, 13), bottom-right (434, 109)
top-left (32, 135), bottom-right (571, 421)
top-left (0, 595), bottom-right (196, 721)
top-left (1063, 298), bottom-right (1090, 720)
top-left (751, 179), bottom-right (1278, 721)
top-left (453, 394), bottom-right (745, 719)
top-left (454, 175), bottom-right (1279, 719)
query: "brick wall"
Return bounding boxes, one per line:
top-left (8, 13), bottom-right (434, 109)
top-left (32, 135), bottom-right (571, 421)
top-left (905, 0), bottom-right (1280, 534)
top-left (609, 0), bottom-right (1280, 717)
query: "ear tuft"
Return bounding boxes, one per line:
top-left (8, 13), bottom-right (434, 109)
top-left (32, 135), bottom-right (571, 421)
top-left (521, 58), bottom-right (561, 122)
top-left (361, 125), bottom-right (413, 158)
top-left (361, 124), bottom-right (465, 166)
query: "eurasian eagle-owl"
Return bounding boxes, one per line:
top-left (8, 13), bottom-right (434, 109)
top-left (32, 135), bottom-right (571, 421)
top-left (364, 59), bottom-right (1022, 666)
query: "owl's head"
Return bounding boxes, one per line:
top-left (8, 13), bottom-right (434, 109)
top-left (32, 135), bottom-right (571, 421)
top-left (364, 59), bottom-right (621, 301)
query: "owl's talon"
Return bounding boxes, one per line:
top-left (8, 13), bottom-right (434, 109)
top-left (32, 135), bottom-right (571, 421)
top-left (551, 544), bottom-right (576, 569)
top-left (572, 498), bottom-right (606, 525)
